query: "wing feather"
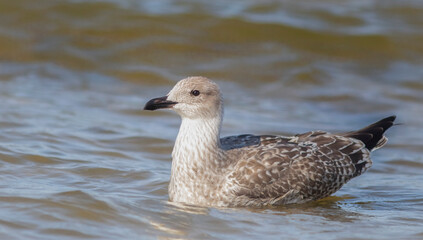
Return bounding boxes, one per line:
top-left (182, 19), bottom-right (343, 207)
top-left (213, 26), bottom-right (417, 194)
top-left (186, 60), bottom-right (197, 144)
top-left (224, 131), bottom-right (370, 205)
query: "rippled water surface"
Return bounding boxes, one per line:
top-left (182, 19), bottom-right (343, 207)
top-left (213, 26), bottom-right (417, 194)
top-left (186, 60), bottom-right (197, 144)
top-left (1, 0), bottom-right (423, 239)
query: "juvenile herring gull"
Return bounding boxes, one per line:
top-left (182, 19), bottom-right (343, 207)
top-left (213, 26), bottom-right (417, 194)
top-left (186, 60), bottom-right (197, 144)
top-left (144, 76), bottom-right (396, 207)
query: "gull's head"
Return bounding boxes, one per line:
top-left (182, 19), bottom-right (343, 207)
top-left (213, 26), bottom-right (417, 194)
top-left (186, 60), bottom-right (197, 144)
top-left (144, 76), bottom-right (222, 119)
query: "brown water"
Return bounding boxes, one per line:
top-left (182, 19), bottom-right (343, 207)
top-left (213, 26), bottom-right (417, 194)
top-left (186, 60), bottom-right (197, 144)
top-left (1, 0), bottom-right (423, 239)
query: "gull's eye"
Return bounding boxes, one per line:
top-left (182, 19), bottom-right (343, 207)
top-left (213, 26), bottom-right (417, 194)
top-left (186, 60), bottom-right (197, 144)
top-left (191, 90), bottom-right (200, 96)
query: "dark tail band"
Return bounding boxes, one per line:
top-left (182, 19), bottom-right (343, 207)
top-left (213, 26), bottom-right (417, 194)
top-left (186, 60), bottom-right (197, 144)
top-left (344, 115), bottom-right (396, 151)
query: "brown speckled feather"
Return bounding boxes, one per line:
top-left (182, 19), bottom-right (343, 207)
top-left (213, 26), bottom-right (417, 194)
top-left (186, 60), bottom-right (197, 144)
top-left (223, 131), bottom-right (371, 206)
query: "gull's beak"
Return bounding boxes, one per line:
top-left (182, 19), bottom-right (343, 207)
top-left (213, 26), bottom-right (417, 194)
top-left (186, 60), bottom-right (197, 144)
top-left (144, 96), bottom-right (177, 111)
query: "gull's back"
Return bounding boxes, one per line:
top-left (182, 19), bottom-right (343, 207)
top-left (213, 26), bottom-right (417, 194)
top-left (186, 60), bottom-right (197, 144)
top-left (220, 116), bottom-right (396, 207)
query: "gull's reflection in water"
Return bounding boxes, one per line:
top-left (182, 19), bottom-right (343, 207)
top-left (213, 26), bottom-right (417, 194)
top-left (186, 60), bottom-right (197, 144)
top-left (166, 201), bottom-right (210, 215)
top-left (149, 195), bottom-right (364, 239)
top-left (146, 201), bottom-right (211, 238)
top-left (247, 195), bottom-right (364, 223)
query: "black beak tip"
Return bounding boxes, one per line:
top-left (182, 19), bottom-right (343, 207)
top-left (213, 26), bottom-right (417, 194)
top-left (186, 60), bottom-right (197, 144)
top-left (143, 102), bottom-right (156, 111)
top-left (143, 96), bottom-right (177, 111)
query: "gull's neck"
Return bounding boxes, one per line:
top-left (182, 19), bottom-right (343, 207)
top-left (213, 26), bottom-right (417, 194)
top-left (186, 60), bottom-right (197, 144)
top-left (169, 114), bottom-right (224, 204)
top-left (172, 115), bottom-right (222, 165)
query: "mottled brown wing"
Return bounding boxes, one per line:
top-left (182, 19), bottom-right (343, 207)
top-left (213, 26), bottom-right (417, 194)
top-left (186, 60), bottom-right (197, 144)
top-left (225, 131), bottom-right (370, 205)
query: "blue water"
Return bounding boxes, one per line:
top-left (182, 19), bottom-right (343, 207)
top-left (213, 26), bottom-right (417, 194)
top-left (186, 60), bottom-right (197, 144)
top-left (1, 0), bottom-right (423, 239)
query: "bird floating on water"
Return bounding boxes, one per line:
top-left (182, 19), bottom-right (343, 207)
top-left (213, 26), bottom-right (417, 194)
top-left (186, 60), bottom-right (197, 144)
top-left (144, 76), bottom-right (396, 207)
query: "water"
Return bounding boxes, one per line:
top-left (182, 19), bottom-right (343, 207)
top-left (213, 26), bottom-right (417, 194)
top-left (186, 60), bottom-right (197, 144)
top-left (1, 0), bottom-right (423, 239)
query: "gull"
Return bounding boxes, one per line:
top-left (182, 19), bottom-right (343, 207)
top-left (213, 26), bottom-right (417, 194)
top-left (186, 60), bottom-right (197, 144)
top-left (144, 76), bottom-right (396, 207)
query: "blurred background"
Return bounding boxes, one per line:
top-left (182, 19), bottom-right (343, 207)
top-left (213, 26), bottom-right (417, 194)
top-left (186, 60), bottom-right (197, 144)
top-left (0, 0), bottom-right (422, 239)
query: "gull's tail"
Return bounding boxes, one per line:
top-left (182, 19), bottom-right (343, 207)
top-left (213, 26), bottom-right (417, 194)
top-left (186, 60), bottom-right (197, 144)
top-left (343, 115), bottom-right (396, 151)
